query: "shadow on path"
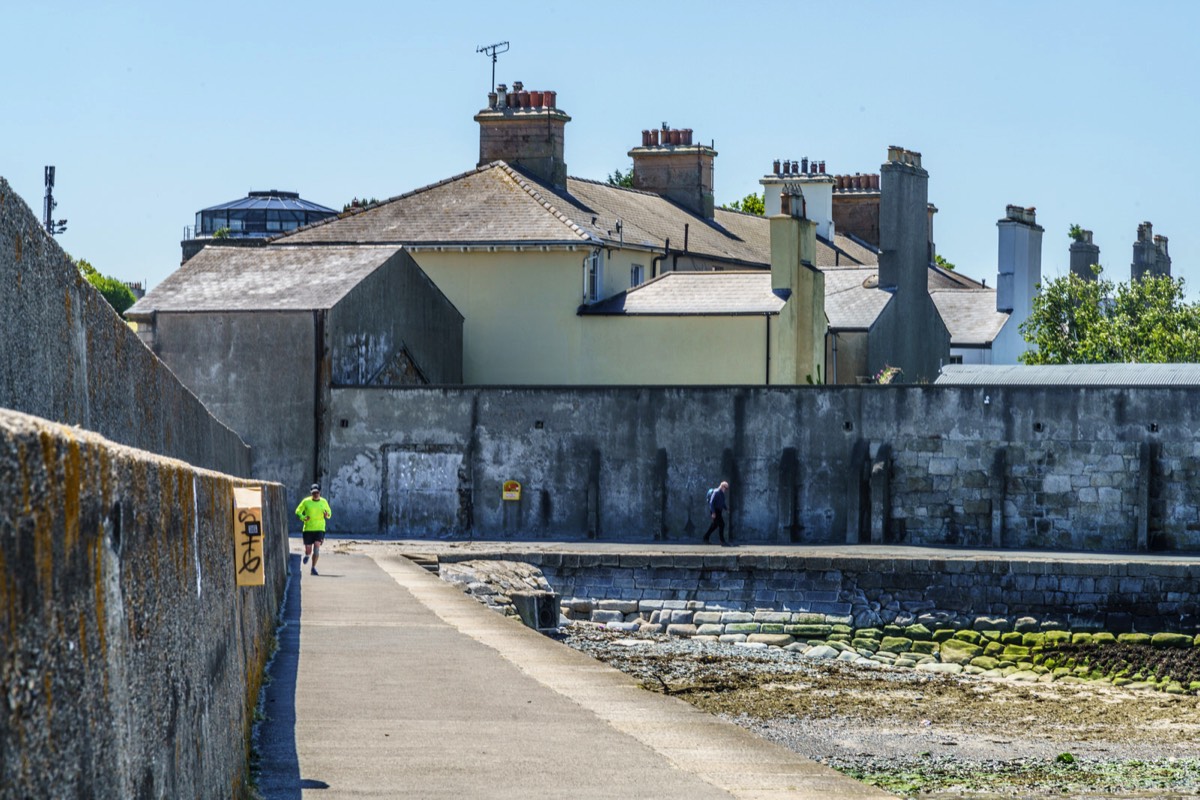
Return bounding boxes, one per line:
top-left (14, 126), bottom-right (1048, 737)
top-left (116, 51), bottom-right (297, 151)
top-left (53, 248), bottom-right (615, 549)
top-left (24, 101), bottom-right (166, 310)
top-left (254, 554), bottom-right (304, 798)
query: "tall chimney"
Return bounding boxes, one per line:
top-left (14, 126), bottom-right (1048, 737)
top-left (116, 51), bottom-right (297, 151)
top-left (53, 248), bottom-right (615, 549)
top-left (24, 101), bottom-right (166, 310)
top-left (769, 188), bottom-right (825, 384)
top-left (1069, 229), bottom-right (1100, 281)
top-left (475, 82), bottom-right (571, 188)
top-left (628, 125), bottom-right (717, 218)
top-left (996, 205), bottom-right (1044, 314)
top-left (1132, 221), bottom-right (1171, 281)
top-left (878, 147), bottom-right (928, 294)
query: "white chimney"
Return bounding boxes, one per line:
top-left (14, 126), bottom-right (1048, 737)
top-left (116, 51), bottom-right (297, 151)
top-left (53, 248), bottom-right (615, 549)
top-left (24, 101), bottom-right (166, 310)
top-left (760, 160), bottom-right (835, 240)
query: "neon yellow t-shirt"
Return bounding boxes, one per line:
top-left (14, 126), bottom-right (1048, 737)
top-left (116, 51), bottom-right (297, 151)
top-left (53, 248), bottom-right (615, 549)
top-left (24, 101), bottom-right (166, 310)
top-left (295, 497), bottom-right (331, 532)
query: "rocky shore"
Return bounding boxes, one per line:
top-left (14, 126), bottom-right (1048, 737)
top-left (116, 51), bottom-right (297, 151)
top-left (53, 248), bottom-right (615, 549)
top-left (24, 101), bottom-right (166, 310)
top-left (560, 626), bottom-right (1200, 798)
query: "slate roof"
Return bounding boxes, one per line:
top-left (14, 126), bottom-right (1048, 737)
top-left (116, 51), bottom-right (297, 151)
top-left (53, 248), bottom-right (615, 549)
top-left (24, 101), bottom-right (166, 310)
top-left (582, 272), bottom-right (786, 316)
top-left (128, 245), bottom-right (401, 314)
top-left (583, 267), bottom-right (900, 332)
top-left (936, 363), bottom-right (1200, 386)
top-left (275, 162), bottom-right (877, 269)
top-left (823, 269), bottom-right (894, 331)
top-left (930, 289), bottom-right (1010, 347)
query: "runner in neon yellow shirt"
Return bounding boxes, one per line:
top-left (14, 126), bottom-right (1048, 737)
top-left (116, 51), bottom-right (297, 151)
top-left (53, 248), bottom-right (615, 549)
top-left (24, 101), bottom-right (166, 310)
top-left (295, 483), bottom-right (331, 576)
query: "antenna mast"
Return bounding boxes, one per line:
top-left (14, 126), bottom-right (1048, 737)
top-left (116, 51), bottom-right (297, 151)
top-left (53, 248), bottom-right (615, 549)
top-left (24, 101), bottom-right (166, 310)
top-left (43, 166), bottom-right (67, 236)
top-left (475, 41), bottom-right (509, 91)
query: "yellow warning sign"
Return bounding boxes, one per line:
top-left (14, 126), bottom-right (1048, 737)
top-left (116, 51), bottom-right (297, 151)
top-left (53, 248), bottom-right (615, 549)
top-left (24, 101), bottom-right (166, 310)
top-left (502, 480), bottom-right (521, 501)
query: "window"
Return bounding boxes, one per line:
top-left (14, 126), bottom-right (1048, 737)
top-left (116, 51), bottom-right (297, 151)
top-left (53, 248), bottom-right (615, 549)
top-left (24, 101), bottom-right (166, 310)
top-left (950, 354), bottom-right (964, 365)
top-left (630, 264), bottom-right (645, 287)
top-left (585, 251), bottom-right (602, 302)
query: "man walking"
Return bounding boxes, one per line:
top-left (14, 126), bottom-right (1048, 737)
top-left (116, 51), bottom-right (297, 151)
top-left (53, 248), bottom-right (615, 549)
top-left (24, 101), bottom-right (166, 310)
top-left (703, 480), bottom-right (730, 546)
top-left (295, 483), bottom-right (331, 575)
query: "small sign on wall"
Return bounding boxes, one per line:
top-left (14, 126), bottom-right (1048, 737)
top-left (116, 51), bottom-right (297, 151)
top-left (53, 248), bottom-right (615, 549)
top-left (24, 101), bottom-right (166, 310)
top-left (232, 487), bottom-right (265, 587)
top-left (502, 480), bottom-right (522, 501)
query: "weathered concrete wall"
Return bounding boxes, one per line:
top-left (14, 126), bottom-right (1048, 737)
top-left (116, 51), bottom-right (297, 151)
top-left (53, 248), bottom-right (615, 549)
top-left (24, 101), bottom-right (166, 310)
top-left (0, 177), bottom-right (251, 476)
top-left (0, 409), bottom-right (288, 798)
top-left (329, 249), bottom-right (463, 386)
top-left (328, 385), bottom-right (1200, 551)
top-left (149, 311), bottom-right (317, 516)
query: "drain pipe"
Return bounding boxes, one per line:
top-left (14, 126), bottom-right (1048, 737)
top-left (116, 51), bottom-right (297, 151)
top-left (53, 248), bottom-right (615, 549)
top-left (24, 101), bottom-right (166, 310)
top-left (651, 237), bottom-right (670, 278)
top-left (829, 331), bottom-right (839, 384)
top-left (764, 313), bottom-right (771, 385)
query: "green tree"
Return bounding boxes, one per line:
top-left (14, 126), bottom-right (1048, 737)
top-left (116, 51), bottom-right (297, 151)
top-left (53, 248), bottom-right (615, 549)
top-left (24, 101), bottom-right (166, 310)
top-left (342, 197), bottom-right (380, 212)
top-left (723, 192), bottom-right (764, 215)
top-left (606, 166), bottom-right (634, 189)
top-left (934, 254), bottom-right (956, 271)
top-left (74, 256), bottom-right (137, 317)
top-left (1020, 267), bottom-right (1200, 364)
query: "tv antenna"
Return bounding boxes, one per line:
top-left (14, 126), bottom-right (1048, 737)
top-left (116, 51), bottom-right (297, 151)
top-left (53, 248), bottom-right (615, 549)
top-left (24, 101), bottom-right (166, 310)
top-left (476, 41), bottom-right (509, 91)
top-left (43, 166), bottom-right (67, 236)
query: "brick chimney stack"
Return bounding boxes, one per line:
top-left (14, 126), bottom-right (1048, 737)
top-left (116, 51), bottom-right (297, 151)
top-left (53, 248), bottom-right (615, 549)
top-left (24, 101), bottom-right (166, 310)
top-left (1069, 229), bottom-right (1100, 281)
top-left (1132, 221), bottom-right (1171, 281)
top-left (475, 81), bottom-right (571, 189)
top-left (628, 124), bottom-right (717, 218)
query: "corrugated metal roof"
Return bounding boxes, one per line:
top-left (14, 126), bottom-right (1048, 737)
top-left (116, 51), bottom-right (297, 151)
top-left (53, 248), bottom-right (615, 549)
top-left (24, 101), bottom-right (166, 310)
top-left (935, 363), bottom-right (1200, 386)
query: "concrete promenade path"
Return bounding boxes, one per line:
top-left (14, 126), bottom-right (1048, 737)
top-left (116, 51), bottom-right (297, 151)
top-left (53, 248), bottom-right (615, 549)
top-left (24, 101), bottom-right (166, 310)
top-left (255, 542), bottom-right (892, 799)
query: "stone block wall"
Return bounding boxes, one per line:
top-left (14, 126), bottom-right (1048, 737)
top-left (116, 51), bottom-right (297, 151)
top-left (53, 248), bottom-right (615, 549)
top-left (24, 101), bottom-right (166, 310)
top-left (433, 550), bottom-right (1200, 635)
top-left (0, 410), bottom-right (289, 798)
top-left (330, 385), bottom-right (1200, 552)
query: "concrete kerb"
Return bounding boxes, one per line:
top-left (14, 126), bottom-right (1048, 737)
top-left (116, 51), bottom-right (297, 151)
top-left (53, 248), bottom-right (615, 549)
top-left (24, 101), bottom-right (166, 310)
top-left (369, 553), bottom-right (892, 799)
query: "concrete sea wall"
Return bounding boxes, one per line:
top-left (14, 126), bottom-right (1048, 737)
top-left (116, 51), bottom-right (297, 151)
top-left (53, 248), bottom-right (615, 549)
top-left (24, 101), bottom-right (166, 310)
top-left (330, 385), bottom-right (1200, 551)
top-left (0, 177), bottom-right (250, 476)
top-left (0, 410), bottom-right (288, 798)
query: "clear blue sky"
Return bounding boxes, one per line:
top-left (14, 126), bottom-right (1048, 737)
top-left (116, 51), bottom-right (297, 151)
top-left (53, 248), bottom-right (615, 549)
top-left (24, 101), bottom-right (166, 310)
top-left (5, 1), bottom-right (1198, 294)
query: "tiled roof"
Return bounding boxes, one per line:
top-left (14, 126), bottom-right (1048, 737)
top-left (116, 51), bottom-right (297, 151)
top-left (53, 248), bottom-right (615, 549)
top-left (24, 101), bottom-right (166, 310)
top-left (936, 363), bottom-right (1200, 387)
top-left (823, 269), bottom-right (893, 331)
top-left (127, 245), bottom-right (401, 314)
top-left (930, 289), bottom-right (1010, 347)
top-left (582, 272), bottom-right (785, 315)
top-left (274, 162), bottom-right (877, 268)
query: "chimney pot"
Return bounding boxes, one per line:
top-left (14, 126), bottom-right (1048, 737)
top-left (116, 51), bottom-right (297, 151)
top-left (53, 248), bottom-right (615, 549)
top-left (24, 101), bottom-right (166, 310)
top-left (513, 80), bottom-right (523, 92)
top-left (818, 161), bottom-right (826, 174)
top-left (651, 129), bottom-right (659, 145)
top-left (783, 160), bottom-right (792, 175)
top-left (772, 159), bottom-right (781, 175)
top-left (487, 91), bottom-right (498, 110)
top-left (546, 90), bottom-right (557, 108)
top-left (682, 128), bottom-right (693, 145)
top-left (799, 157), bottom-right (807, 173)
top-left (530, 90), bottom-right (543, 108)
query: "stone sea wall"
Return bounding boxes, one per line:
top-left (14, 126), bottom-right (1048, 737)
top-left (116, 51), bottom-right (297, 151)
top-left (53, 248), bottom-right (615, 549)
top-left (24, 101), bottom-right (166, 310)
top-left (0, 410), bottom-right (289, 798)
top-left (440, 554), bottom-right (1200, 693)
top-left (435, 551), bottom-right (1200, 635)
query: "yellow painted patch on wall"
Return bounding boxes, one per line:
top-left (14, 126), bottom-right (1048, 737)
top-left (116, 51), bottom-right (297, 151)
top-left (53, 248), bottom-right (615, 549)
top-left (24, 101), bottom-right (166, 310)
top-left (232, 487), bottom-right (265, 587)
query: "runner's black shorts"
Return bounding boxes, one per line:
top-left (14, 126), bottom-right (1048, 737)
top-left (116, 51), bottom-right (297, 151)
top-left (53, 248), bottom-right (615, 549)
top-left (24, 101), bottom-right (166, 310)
top-left (303, 531), bottom-right (325, 546)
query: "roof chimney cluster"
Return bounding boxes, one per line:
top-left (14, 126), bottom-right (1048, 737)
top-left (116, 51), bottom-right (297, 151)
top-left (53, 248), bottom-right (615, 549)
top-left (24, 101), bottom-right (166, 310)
top-left (770, 158), bottom-right (824, 176)
top-left (1005, 204), bottom-right (1037, 225)
top-left (640, 124), bottom-right (695, 147)
top-left (833, 173), bottom-right (880, 192)
top-left (886, 146), bottom-right (922, 169)
top-left (487, 81), bottom-right (558, 111)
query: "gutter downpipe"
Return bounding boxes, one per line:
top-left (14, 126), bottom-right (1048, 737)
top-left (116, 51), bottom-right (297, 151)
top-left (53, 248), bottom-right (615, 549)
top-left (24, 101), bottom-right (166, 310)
top-left (830, 331), bottom-right (839, 384)
top-left (651, 237), bottom-right (670, 278)
top-left (765, 313), bottom-right (771, 385)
